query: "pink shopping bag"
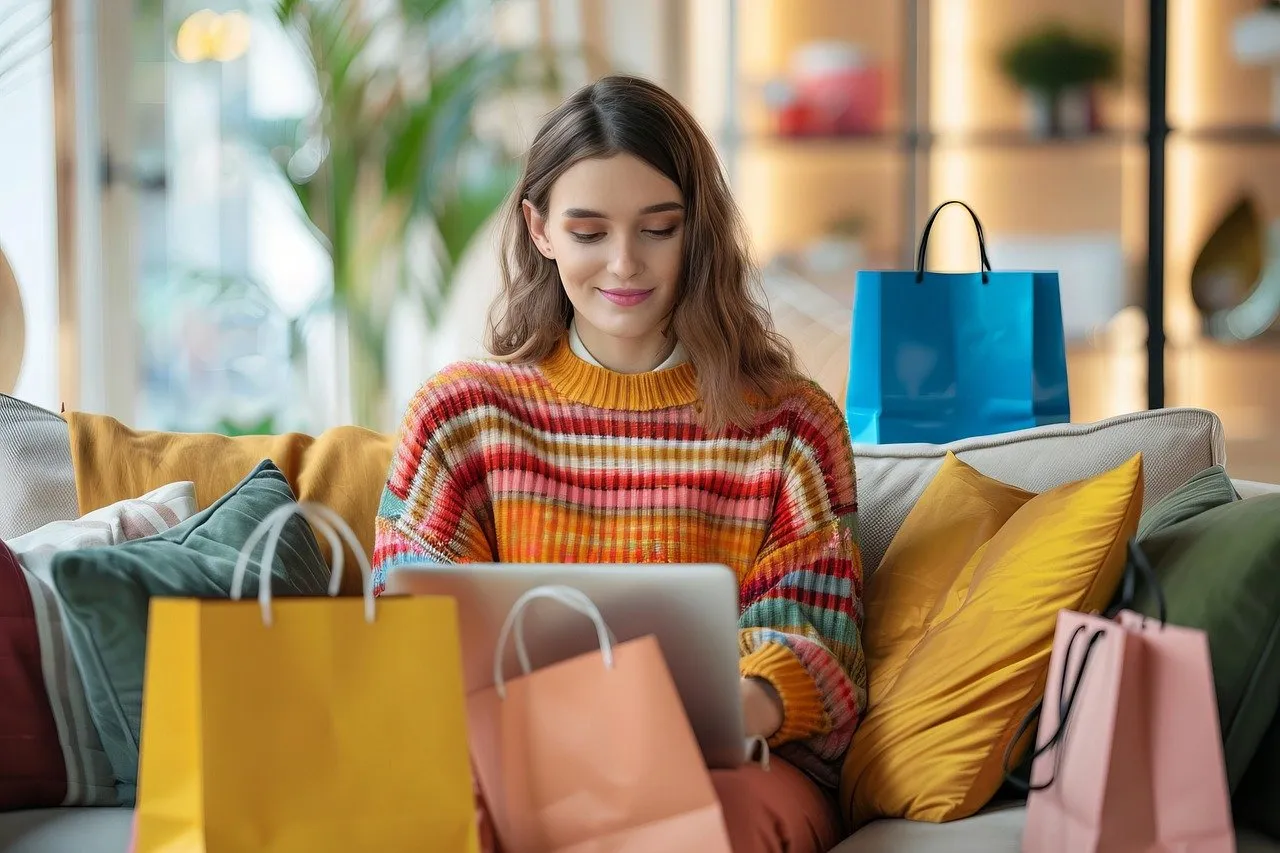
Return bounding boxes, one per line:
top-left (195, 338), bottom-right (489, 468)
top-left (467, 585), bottom-right (733, 853)
top-left (1015, 543), bottom-right (1234, 853)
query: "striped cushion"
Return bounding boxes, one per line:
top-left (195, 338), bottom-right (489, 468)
top-left (4, 482), bottom-right (197, 807)
top-left (0, 393), bottom-right (78, 540)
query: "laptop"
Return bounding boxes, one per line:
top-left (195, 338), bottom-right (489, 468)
top-left (384, 562), bottom-right (749, 769)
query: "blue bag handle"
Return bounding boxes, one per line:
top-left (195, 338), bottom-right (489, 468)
top-left (915, 199), bottom-right (993, 284)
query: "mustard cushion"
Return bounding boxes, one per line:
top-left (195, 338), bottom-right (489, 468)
top-left (65, 413), bottom-right (396, 596)
top-left (841, 451), bottom-right (1144, 826)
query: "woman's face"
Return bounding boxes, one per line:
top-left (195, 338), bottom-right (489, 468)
top-left (523, 153), bottom-right (685, 368)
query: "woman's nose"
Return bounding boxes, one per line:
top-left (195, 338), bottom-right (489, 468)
top-left (608, 238), bottom-right (644, 280)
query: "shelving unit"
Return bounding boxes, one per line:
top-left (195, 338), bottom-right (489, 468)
top-left (688, 0), bottom-right (1280, 481)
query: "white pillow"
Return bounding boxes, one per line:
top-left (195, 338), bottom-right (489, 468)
top-left (853, 407), bottom-right (1227, 575)
top-left (5, 481), bottom-right (198, 806)
top-left (0, 393), bottom-right (78, 540)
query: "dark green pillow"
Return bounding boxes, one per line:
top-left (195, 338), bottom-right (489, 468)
top-left (1136, 464), bottom-right (1238, 541)
top-left (1237, 707), bottom-right (1280, 839)
top-left (51, 460), bottom-right (332, 804)
top-left (1126, 494), bottom-right (1280, 794)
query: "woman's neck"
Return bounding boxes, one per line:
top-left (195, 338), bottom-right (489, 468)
top-left (570, 317), bottom-right (678, 374)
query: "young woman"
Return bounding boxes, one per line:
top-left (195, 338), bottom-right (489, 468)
top-left (373, 74), bottom-right (866, 852)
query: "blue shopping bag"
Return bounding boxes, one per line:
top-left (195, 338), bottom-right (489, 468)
top-left (846, 200), bottom-right (1070, 445)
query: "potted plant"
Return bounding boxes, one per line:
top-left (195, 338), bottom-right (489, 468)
top-left (256, 0), bottom-right (563, 429)
top-left (998, 23), bottom-right (1120, 137)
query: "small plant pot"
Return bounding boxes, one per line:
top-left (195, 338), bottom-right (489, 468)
top-left (1023, 87), bottom-right (1097, 137)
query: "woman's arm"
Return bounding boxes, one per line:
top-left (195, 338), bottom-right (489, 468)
top-left (372, 369), bottom-right (496, 594)
top-left (737, 389), bottom-right (867, 771)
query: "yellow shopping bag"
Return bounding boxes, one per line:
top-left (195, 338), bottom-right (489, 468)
top-left (133, 501), bottom-right (479, 853)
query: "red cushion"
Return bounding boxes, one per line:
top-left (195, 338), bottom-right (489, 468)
top-left (0, 540), bottom-right (67, 809)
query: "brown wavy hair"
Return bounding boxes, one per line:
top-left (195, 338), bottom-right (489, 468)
top-left (486, 74), bottom-right (804, 430)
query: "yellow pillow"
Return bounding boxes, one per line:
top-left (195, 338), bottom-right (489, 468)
top-left (66, 412), bottom-right (396, 596)
top-left (841, 451), bottom-right (1144, 827)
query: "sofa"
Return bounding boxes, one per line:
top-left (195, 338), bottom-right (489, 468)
top-left (1, 393), bottom-right (1277, 852)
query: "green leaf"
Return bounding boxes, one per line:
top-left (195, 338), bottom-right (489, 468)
top-left (271, 0), bottom-right (302, 24)
top-left (402, 0), bottom-right (458, 24)
top-left (381, 47), bottom-right (520, 201)
top-left (401, 47), bottom-right (537, 209)
top-left (215, 413), bottom-right (279, 437)
top-left (434, 163), bottom-right (518, 267)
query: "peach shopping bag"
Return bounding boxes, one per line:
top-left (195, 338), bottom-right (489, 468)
top-left (467, 585), bottom-right (733, 853)
top-left (1014, 542), bottom-right (1234, 853)
top-left (132, 502), bottom-right (479, 853)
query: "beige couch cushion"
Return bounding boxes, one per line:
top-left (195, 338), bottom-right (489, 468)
top-left (831, 805), bottom-right (1280, 852)
top-left (853, 407), bottom-right (1226, 574)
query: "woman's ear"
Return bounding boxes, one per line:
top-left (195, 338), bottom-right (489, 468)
top-left (522, 199), bottom-right (555, 260)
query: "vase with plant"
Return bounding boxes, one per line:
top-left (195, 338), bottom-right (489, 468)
top-left (257, 0), bottom-right (562, 429)
top-left (998, 23), bottom-right (1120, 137)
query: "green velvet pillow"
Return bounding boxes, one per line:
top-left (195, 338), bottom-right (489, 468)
top-left (51, 460), bottom-right (332, 804)
top-left (1135, 464), bottom-right (1238, 541)
top-left (1126, 494), bottom-right (1280, 794)
top-left (1236, 704), bottom-right (1280, 839)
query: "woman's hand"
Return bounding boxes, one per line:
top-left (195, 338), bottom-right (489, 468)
top-left (740, 676), bottom-right (784, 740)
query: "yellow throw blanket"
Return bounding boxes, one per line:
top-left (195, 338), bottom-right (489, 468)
top-left (67, 412), bottom-right (397, 596)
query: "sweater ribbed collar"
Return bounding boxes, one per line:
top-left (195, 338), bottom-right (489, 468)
top-left (539, 335), bottom-right (700, 411)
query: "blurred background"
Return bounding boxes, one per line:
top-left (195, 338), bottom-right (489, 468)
top-left (1, 0), bottom-right (1279, 480)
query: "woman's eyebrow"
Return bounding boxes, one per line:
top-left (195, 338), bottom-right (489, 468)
top-left (562, 201), bottom-right (685, 219)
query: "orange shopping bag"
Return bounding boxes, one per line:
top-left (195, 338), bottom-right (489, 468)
top-left (132, 502), bottom-right (479, 853)
top-left (1012, 542), bottom-right (1235, 853)
top-left (467, 585), bottom-right (733, 853)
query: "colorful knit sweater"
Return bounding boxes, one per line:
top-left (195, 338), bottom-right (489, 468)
top-left (373, 338), bottom-right (867, 784)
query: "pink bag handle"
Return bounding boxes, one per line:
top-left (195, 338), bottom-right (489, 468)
top-left (1002, 624), bottom-right (1107, 793)
top-left (1006, 539), bottom-right (1170, 792)
top-left (1113, 539), bottom-right (1168, 626)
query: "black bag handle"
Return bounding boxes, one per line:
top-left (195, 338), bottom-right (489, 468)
top-left (1002, 624), bottom-right (1107, 793)
top-left (915, 200), bottom-right (993, 284)
top-left (1105, 538), bottom-right (1168, 626)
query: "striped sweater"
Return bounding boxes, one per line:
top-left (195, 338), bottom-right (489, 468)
top-left (373, 338), bottom-right (867, 784)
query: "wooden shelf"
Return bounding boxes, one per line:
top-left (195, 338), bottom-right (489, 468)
top-left (731, 128), bottom-right (1148, 152)
top-left (926, 129), bottom-right (1145, 148)
top-left (1169, 125), bottom-right (1280, 143)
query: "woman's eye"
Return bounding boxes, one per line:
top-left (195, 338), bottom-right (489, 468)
top-left (570, 232), bottom-right (605, 243)
top-left (645, 226), bottom-right (679, 239)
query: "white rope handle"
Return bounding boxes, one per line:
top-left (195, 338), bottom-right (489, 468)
top-left (230, 501), bottom-right (376, 625)
top-left (512, 586), bottom-right (617, 674)
top-left (493, 585), bottom-right (615, 700)
top-left (746, 735), bottom-right (771, 771)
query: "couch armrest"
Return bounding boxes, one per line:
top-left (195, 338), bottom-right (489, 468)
top-left (1234, 479), bottom-right (1280, 499)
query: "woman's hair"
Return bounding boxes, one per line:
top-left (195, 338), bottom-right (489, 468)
top-left (486, 74), bottom-right (805, 430)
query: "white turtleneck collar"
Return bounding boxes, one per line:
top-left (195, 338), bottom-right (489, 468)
top-left (568, 319), bottom-right (688, 372)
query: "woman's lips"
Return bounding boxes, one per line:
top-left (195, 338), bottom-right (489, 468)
top-left (598, 288), bottom-right (654, 307)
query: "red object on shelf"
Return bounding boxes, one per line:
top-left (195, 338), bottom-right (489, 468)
top-left (789, 65), bottom-right (884, 136)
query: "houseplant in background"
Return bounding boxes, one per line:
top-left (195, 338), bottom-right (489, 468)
top-left (256, 0), bottom-right (561, 429)
top-left (997, 22), bottom-right (1120, 137)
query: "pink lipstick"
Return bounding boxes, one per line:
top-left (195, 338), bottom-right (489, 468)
top-left (598, 288), bottom-right (654, 307)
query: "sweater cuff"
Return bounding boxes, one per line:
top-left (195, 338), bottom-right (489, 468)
top-left (739, 643), bottom-right (825, 747)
